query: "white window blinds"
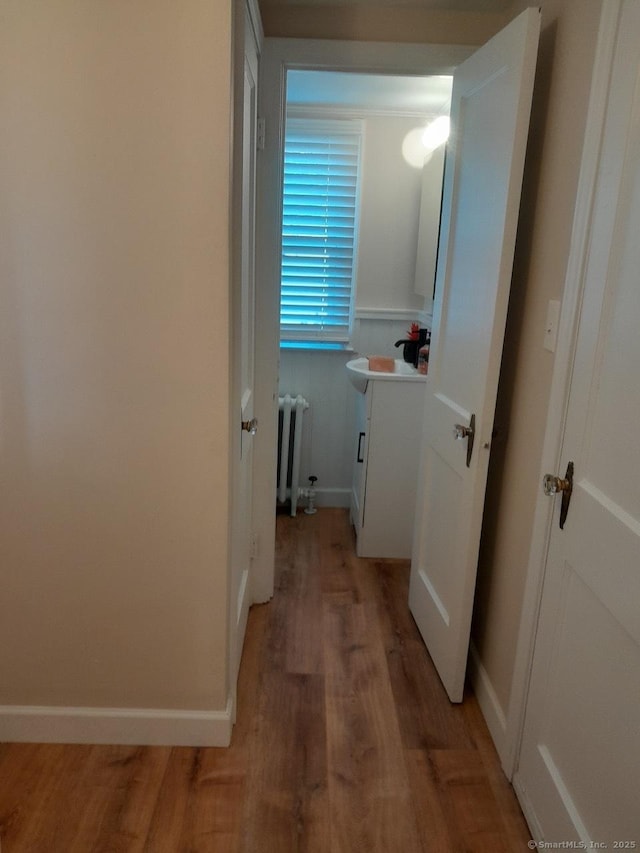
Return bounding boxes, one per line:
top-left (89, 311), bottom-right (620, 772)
top-left (280, 119), bottom-right (362, 343)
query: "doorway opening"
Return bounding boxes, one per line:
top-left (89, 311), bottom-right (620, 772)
top-left (251, 36), bottom-right (472, 604)
top-left (276, 68), bottom-right (452, 526)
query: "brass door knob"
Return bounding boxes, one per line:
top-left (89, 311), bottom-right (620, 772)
top-left (543, 473), bottom-right (570, 495)
top-left (453, 424), bottom-right (473, 440)
top-left (453, 414), bottom-right (476, 468)
top-left (241, 417), bottom-right (258, 435)
top-left (543, 461), bottom-right (574, 529)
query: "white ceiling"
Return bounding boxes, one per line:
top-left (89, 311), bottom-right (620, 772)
top-left (287, 71), bottom-right (453, 115)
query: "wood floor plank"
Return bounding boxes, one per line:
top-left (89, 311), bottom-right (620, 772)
top-left (65, 745), bottom-right (166, 853)
top-left (405, 748), bottom-right (458, 853)
top-left (139, 748), bottom-right (195, 851)
top-left (428, 748), bottom-right (517, 852)
top-left (317, 510), bottom-right (359, 603)
top-left (278, 513), bottom-right (325, 676)
top-left (463, 695), bottom-right (532, 847)
top-left (240, 672), bottom-right (328, 853)
top-left (372, 558), bottom-right (476, 751)
top-left (90, 746), bottom-right (172, 852)
top-left (173, 748), bottom-right (245, 853)
top-left (232, 601), bottom-right (268, 747)
top-left (0, 743), bottom-right (84, 850)
top-left (324, 598), bottom-right (422, 852)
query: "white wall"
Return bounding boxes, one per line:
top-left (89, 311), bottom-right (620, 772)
top-left (0, 0), bottom-right (233, 741)
top-left (279, 349), bottom-right (355, 506)
top-left (279, 112), bottom-right (438, 505)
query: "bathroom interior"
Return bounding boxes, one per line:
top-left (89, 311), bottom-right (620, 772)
top-left (277, 68), bottom-right (452, 557)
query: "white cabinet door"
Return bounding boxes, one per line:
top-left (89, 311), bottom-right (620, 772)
top-left (515, 3), bottom-right (640, 843)
top-left (358, 381), bottom-right (425, 560)
top-left (350, 388), bottom-right (369, 537)
top-left (409, 8), bottom-right (540, 702)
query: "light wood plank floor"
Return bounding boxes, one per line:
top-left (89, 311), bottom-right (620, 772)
top-left (0, 509), bottom-right (532, 851)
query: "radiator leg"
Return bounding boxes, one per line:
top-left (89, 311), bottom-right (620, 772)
top-left (290, 395), bottom-right (305, 516)
top-left (278, 394), bottom-right (292, 505)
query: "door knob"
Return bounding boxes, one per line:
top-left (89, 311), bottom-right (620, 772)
top-left (453, 414), bottom-right (475, 468)
top-left (453, 424), bottom-right (473, 440)
top-left (241, 417), bottom-right (258, 435)
top-left (543, 461), bottom-right (573, 529)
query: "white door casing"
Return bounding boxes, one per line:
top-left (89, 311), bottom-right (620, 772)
top-left (514, 1), bottom-right (640, 843)
top-left (229, 2), bottom-right (261, 712)
top-left (253, 39), bottom-right (473, 604)
top-left (409, 8), bottom-right (540, 703)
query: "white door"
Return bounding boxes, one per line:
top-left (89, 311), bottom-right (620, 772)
top-left (230, 10), bottom-right (259, 702)
top-left (409, 8), bottom-right (540, 702)
top-left (514, 3), bottom-right (640, 843)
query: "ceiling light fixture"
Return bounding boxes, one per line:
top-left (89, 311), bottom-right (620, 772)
top-left (422, 116), bottom-right (450, 152)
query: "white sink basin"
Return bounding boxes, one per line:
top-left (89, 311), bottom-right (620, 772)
top-left (345, 357), bottom-right (426, 393)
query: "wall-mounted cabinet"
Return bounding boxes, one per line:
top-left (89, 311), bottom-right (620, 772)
top-left (350, 377), bottom-right (426, 559)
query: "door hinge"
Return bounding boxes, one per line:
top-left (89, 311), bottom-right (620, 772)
top-left (257, 117), bottom-right (265, 151)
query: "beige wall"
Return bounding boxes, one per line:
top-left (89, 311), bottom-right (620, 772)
top-left (472, 0), bottom-right (604, 714)
top-left (0, 1), bottom-right (232, 711)
top-left (258, 2), bottom-right (506, 44)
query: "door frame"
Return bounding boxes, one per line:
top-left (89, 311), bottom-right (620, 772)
top-left (228, 0), bottom-right (263, 715)
top-left (503, 0), bottom-right (622, 779)
top-left (253, 37), bottom-right (474, 604)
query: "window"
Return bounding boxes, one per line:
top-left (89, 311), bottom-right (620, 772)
top-left (280, 118), bottom-right (362, 345)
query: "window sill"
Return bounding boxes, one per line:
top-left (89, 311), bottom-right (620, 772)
top-left (280, 341), bottom-right (355, 353)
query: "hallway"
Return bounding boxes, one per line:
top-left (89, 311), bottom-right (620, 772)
top-left (237, 509), bottom-right (529, 851)
top-left (0, 510), bottom-right (530, 851)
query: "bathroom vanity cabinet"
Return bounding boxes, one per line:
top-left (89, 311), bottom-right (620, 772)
top-left (350, 374), bottom-right (426, 559)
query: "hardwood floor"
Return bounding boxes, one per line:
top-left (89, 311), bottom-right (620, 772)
top-left (0, 509), bottom-right (531, 851)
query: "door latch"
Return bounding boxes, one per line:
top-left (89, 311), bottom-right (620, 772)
top-left (453, 413), bottom-right (475, 468)
top-left (543, 460), bottom-right (574, 529)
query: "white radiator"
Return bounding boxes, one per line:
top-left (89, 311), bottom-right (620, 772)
top-left (277, 394), bottom-right (309, 516)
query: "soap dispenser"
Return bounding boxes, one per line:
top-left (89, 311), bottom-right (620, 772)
top-left (417, 330), bottom-right (431, 375)
top-left (395, 327), bottom-right (430, 367)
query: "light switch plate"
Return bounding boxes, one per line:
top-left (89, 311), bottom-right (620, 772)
top-left (544, 299), bottom-right (561, 352)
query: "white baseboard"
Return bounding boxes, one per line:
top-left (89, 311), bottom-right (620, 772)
top-left (315, 487), bottom-right (351, 508)
top-left (468, 641), bottom-right (509, 769)
top-left (513, 772), bottom-right (543, 840)
top-left (279, 487), bottom-right (351, 512)
top-left (0, 697), bottom-right (233, 746)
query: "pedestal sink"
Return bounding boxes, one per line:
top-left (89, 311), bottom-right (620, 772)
top-left (345, 357), bottom-right (426, 393)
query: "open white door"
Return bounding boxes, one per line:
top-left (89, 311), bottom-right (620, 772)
top-left (409, 8), bottom-right (540, 702)
top-left (514, 2), bottom-right (640, 842)
top-left (230, 6), bottom-right (260, 708)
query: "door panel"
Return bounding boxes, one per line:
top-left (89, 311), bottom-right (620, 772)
top-left (230, 9), bottom-right (259, 703)
top-left (515, 3), bottom-right (640, 842)
top-left (409, 8), bottom-right (540, 702)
